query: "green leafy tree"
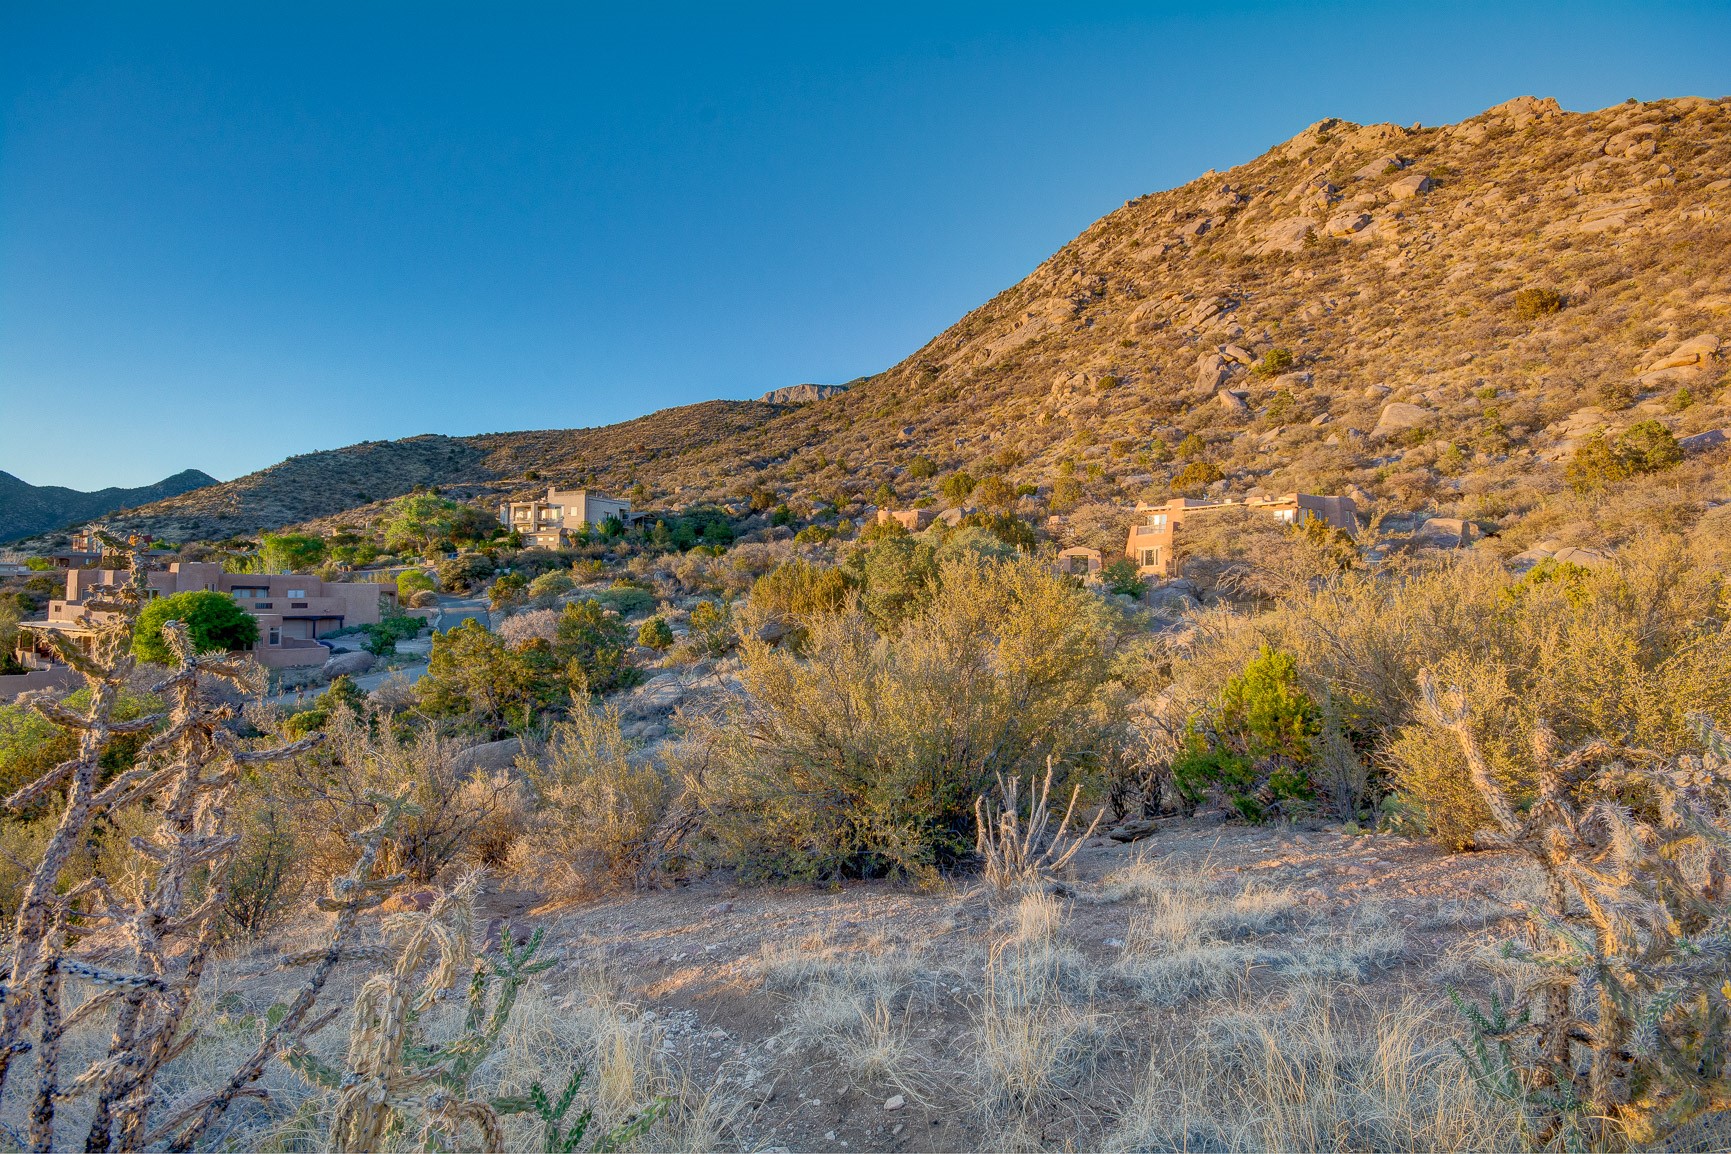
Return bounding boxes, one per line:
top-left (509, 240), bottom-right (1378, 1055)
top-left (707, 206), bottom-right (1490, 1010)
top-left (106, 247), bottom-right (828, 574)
top-left (418, 618), bottom-right (544, 728)
top-left (489, 572), bottom-right (528, 610)
top-left (258, 533), bottom-right (326, 573)
top-left (133, 592), bottom-right (259, 665)
top-left (381, 493), bottom-right (459, 554)
top-left (555, 600), bottom-right (634, 693)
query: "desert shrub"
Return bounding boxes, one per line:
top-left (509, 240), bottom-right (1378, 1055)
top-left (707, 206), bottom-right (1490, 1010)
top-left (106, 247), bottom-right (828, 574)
top-left (1511, 285), bottom-right (1564, 319)
top-left (259, 532), bottom-right (326, 572)
top-left (957, 511), bottom-right (1037, 550)
top-left (133, 590), bottom-right (258, 664)
top-left (496, 606), bottom-right (560, 647)
top-left (0, 686), bottom-right (161, 804)
top-left (848, 532), bottom-right (940, 630)
top-left (527, 569), bottom-right (575, 604)
top-left (1175, 507), bottom-right (1351, 599)
top-left (746, 559), bottom-right (857, 647)
top-left (490, 571), bottom-right (529, 609)
top-left (637, 615), bottom-right (674, 650)
top-left (1565, 419), bottom-right (1683, 492)
top-left (940, 471), bottom-right (978, 505)
top-left (271, 703), bottom-right (521, 884)
top-left (1101, 557), bottom-right (1145, 596)
top-left (223, 799), bottom-right (302, 934)
top-left (686, 599), bottom-right (735, 656)
top-left (697, 555), bottom-right (1126, 881)
top-left (1176, 434), bottom-right (1207, 460)
top-left (282, 674), bottom-right (368, 738)
top-left (1171, 646), bottom-right (1320, 820)
top-left (1252, 347), bottom-right (1295, 377)
top-left (592, 581), bottom-right (656, 616)
top-left (907, 455), bottom-right (938, 480)
top-left (419, 617), bottom-right (555, 728)
top-left (510, 700), bottom-right (672, 895)
top-left (972, 475), bottom-right (1018, 510)
top-left (1172, 459), bottom-right (1224, 494)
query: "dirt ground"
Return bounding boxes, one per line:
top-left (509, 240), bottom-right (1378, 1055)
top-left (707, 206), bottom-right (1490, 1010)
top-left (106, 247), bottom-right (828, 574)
top-left (453, 815), bottom-right (1538, 1152)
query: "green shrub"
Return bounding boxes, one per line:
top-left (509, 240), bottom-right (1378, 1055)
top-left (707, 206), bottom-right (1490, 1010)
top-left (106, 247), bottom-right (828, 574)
top-left (1172, 460), bottom-right (1225, 494)
top-left (134, 591), bottom-right (258, 665)
top-left (1252, 347), bottom-right (1295, 377)
top-left (436, 553), bottom-right (496, 594)
top-left (1101, 557), bottom-right (1145, 596)
top-left (971, 475), bottom-right (1017, 510)
top-left (526, 570), bottom-right (575, 602)
top-left (361, 612), bottom-right (423, 657)
top-left (940, 471), bottom-right (978, 505)
top-left (592, 582), bottom-right (655, 616)
top-left (637, 616), bottom-right (674, 651)
top-left (1172, 647), bottom-right (1320, 821)
top-left (957, 512), bottom-right (1036, 550)
top-left (396, 570), bottom-right (436, 599)
top-left (489, 572), bottom-right (528, 610)
top-left (687, 600), bottom-right (735, 657)
top-left (907, 455), bottom-right (938, 480)
top-left (1564, 419), bottom-right (1683, 492)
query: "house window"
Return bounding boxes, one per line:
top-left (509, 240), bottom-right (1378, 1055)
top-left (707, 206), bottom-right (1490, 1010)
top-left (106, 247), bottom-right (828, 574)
top-left (1276, 509), bottom-right (1296, 524)
top-left (1148, 514), bottom-right (1167, 530)
top-left (268, 627), bottom-right (280, 645)
top-left (286, 589), bottom-right (306, 598)
top-left (1140, 548), bottom-right (1158, 567)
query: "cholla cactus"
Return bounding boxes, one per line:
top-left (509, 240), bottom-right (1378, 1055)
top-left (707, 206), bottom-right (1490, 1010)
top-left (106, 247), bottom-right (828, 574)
top-left (1421, 669), bottom-right (1731, 1147)
top-left (290, 871), bottom-right (556, 1154)
top-left (975, 758), bottom-right (1102, 892)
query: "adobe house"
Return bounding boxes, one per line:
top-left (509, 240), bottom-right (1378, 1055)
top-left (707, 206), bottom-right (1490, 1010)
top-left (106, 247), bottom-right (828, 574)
top-left (1125, 493), bottom-right (1357, 578)
top-left (16, 562), bottom-right (395, 670)
top-left (1057, 546), bottom-right (1103, 579)
top-left (498, 487), bottom-right (637, 548)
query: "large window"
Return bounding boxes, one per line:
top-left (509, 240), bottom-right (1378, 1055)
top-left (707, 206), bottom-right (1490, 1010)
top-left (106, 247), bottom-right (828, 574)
top-left (286, 589), bottom-right (306, 598)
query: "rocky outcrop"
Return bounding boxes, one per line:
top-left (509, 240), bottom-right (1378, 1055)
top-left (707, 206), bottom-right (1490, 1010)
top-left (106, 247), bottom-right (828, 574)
top-left (321, 650), bottom-right (375, 679)
top-left (758, 384), bottom-right (849, 404)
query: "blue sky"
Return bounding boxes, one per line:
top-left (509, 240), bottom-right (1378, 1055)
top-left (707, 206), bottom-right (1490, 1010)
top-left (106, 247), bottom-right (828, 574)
top-left (2, 2), bottom-right (1727, 489)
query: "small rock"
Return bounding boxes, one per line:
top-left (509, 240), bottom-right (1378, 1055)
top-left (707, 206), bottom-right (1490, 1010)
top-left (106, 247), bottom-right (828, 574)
top-left (884, 1095), bottom-right (905, 1111)
top-left (1108, 819), bottom-right (1158, 843)
top-left (705, 900), bottom-right (735, 916)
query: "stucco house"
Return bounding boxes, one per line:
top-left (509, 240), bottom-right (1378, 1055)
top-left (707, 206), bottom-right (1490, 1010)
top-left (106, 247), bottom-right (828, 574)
top-left (498, 488), bottom-right (637, 548)
top-left (1125, 493), bottom-right (1357, 578)
top-left (16, 562), bottom-right (394, 670)
top-left (1057, 546), bottom-right (1103, 579)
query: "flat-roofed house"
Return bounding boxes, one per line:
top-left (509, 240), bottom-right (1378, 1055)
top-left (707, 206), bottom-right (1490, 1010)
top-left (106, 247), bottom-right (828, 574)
top-left (498, 488), bottom-right (635, 548)
top-left (1057, 546), bottom-right (1103, 579)
top-left (16, 563), bottom-right (395, 670)
top-left (1124, 493), bottom-right (1357, 578)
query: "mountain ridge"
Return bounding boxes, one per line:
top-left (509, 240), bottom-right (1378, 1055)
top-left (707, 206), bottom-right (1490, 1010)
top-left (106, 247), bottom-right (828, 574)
top-left (82, 93), bottom-right (1731, 549)
top-left (0, 468), bottom-right (217, 544)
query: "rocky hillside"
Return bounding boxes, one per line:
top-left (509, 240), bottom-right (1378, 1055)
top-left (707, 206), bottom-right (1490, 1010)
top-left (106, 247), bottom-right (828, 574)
top-left (0, 468), bottom-right (216, 543)
top-left (107, 94), bottom-right (1731, 549)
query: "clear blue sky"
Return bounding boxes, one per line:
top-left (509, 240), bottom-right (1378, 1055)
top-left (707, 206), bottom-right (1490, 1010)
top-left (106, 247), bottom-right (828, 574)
top-left (2, 2), bottom-right (1727, 489)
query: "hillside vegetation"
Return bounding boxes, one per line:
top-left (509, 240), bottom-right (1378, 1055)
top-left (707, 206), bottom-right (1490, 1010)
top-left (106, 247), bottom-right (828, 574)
top-left (97, 94), bottom-right (1731, 553)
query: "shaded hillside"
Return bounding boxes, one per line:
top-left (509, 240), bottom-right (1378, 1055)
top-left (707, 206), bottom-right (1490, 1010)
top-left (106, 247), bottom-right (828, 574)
top-left (109, 94), bottom-right (1731, 548)
top-left (106, 401), bottom-right (781, 541)
top-left (0, 468), bottom-right (216, 543)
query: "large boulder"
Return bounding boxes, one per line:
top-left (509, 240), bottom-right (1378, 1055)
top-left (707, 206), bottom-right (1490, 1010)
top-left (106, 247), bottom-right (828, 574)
top-left (1413, 518), bottom-right (1481, 549)
top-left (1388, 172), bottom-right (1435, 199)
top-left (1642, 334), bottom-right (1720, 374)
top-left (321, 651), bottom-right (375, 679)
top-left (1255, 217), bottom-right (1315, 255)
top-left (1679, 428), bottom-right (1728, 454)
top-left (1324, 211), bottom-right (1372, 236)
top-left (1374, 402), bottom-right (1433, 435)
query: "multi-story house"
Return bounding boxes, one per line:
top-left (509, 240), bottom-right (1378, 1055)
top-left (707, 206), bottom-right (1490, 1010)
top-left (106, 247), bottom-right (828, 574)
top-left (17, 562), bottom-right (394, 670)
top-left (497, 488), bottom-right (635, 548)
top-left (1124, 493), bottom-right (1357, 578)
